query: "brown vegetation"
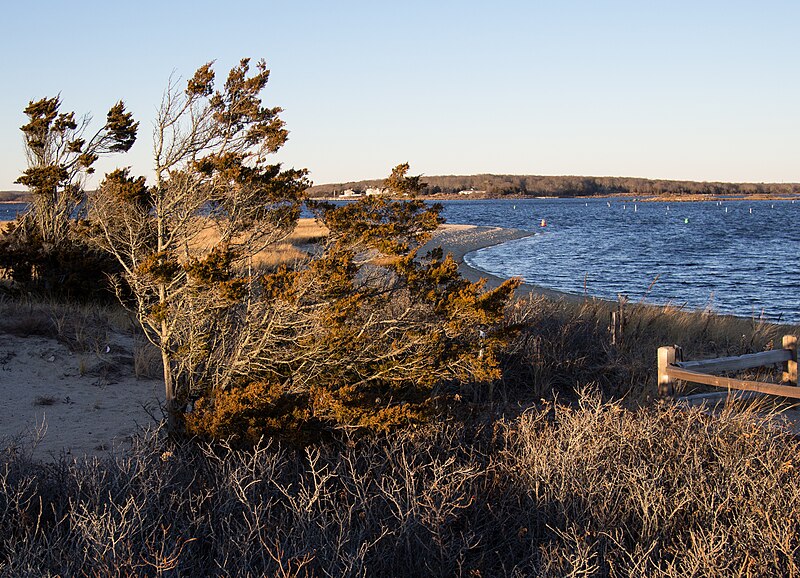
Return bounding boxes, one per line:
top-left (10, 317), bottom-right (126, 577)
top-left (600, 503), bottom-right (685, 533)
top-left (184, 167), bottom-right (519, 442)
top-left (1, 278), bottom-right (798, 574)
top-left (190, 218), bottom-right (328, 269)
top-left (502, 295), bottom-right (789, 404)
top-left (2, 393), bottom-right (799, 576)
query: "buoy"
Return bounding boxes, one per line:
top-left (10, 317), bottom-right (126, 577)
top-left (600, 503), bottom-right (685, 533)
top-left (540, 219), bottom-right (547, 227)
top-left (684, 218), bottom-right (689, 224)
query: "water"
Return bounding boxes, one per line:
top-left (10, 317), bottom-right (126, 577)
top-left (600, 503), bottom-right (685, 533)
top-left (0, 203), bottom-right (27, 221)
top-left (439, 198), bottom-right (800, 324)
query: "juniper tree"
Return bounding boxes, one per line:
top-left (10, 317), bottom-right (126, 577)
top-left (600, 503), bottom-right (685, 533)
top-left (0, 97), bottom-right (137, 292)
top-left (89, 61), bottom-right (517, 439)
top-left (186, 164), bottom-right (520, 442)
top-left (90, 59), bottom-right (309, 430)
top-left (16, 96), bottom-right (138, 245)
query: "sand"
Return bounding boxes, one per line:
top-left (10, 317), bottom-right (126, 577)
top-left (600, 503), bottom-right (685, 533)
top-left (0, 224), bottom-right (554, 460)
top-left (0, 332), bottom-right (164, 460)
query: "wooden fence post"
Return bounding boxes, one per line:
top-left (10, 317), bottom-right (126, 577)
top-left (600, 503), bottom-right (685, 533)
top-left (783, 335), bottom-right (798, 385)
top-left (610, 297), bottom-right (626, 348)
top-left (610, 311), bottom-right (619, 347)
top-left (658, 346), bottom-right (677, 397)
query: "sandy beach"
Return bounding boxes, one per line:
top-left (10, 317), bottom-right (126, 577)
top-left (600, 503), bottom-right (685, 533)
top-left (1, 223), bottom-right (555, 459)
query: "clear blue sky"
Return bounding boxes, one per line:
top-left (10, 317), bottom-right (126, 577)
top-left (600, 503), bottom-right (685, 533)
top-left (1, 0), bottom-right (798, 189)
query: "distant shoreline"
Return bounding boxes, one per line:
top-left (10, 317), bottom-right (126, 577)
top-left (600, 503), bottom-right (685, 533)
top-left (5, 192), bottom-right (800, 208)
top-left (312, 192), bottom-right (800, 203)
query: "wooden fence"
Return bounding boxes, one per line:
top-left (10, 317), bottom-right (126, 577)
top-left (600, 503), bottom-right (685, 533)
top-left (658, 335), bottom-right (798, 398)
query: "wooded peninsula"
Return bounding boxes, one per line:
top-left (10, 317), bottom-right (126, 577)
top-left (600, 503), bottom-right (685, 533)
top-left (5, 174), bottom-right (799, 204)
top-left (308, 174), bottom-right (800, 200)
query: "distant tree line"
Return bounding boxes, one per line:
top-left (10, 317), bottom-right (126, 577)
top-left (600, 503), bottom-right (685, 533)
top-left (308, 174), bottom-right (800, 198)
top-left (8, 173), bottom-right (799, 204)
top-left (0, 191), bottom-right (33, 203)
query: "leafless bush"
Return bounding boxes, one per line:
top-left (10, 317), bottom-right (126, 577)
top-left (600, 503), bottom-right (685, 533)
top-left (1, 394), bottom-right (798, 576)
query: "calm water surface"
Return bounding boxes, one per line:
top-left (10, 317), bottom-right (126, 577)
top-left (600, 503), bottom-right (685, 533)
top-left (440, 198), bottom-right (800, 324)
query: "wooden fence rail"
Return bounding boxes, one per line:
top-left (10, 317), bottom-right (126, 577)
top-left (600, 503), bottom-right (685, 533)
top-left (658, 335), bottom-right (798, 398)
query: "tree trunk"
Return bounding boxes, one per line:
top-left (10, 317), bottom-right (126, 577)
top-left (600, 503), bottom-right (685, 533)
top-left (161, 346), bottom-right (183, 437)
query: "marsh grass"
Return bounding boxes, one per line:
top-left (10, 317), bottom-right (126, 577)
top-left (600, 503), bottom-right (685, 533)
top-left (1, 394), bottom-right (799, 576)
top-left (189, 217), bottom-right (329, 270)
top-left (502, 294), bottom-right (792, 403)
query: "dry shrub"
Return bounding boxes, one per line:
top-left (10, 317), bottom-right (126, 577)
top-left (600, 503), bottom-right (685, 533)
top-left (2, 394), bottom-right (799, 576)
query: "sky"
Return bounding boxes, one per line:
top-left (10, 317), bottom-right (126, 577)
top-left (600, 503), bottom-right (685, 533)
top-left (1, 0), bottom-right (798, 190)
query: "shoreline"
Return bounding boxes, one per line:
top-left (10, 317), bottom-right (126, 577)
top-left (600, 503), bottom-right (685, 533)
top-left (311, 193), bottom-right (800, 203)
top-left (427, 225), bottom-right (580, 301)
top-left (431, 224), bottom-right (798, 325)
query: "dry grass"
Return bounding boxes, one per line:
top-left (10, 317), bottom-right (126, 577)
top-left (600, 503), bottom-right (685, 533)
top-left (1, 394), bottom-right (799, 576)
top-left (502, 294), bottom-right (794, 403)
top-left (134, 336), bottom-right (163, 380)
top-left (189, 217), bottom-right (329, 269)
top-left (0, 270), bottom-right (798, 574)
top-left (0, 296), bottom-right (131, 349)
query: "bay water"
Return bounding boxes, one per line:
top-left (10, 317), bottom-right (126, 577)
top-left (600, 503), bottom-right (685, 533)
top-left (441, 198), bottom-right (800, 324)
